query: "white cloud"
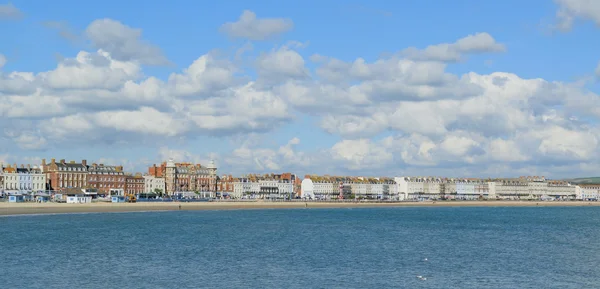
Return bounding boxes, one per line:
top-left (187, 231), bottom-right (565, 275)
top-left (256, 45), bottom-right (309, 82)
top-left (39, 50), bottom-right (140, 90)
top-left (401, 32), bottom-right (505, 62)
top-left (0, 3), bottom-right (22, 20)
top-left (4, 131), bottom-right (47, 150)
top-left (554, 0), bottom-right (600, 31)
top-left (167, 54), bottom-right (236, 97)
top-left (0, 54), bottom-right (6, 68)
top-left (85, 19), bottom-right (169, 65)
top-left (331, 139), bottom-right (394, 170)
top-left (220, 10), bottom-right (293, 41)
top-left (157, 147), bottom-right (216, 166)
top-left (488, 139), bottom-right (530, 162)
top-left (2, 15), bottom-right (599, 179)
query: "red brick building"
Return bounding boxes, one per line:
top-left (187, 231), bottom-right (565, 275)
top-left (42, 159), bottom-right (88, 192)
top-left (86, 163), bottom-right (126, 193)
top-left (147, 160), bottom-right (217, 195)
top-left (125, 174), bottom-right (145, 194)
top-left (217, 175), bottom-right (235, 193)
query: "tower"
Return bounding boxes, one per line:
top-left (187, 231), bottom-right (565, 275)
top-left (206, 160), bottom-right (217, 193)
top-left (165, 158), bottom-right (176, 195)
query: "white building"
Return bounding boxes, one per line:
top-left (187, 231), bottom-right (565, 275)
top-left (300, 178), bottom-right (315, 199)
top-left (576, 185), bottom-right (600, 200)
top-left (488, 177), bottom-right (575, 200)
top-left (312, 179), bottom-right (338, 197)
top-left (488, 179), bottom-right (530, 199)
top-left (144, 175), bottom-right (165, 194)
top-left (1, 164), bottom-right (46, 193)
top-left (546, 181), bottom-right (575, 199)
top-left (233, 175), bottom-right (295, 198)
top-left (233, 179), bottom-right (256, 196)
top-left (395, 177), bottom-right (442, 200)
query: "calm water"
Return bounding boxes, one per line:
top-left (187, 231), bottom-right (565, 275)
top-left (1, 207), bottom-right (600, 288)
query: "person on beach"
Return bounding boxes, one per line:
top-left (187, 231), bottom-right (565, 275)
top-left (178, 204), bottom-right (181, 210)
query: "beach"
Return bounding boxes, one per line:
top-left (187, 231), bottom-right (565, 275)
top-left (1, 200), bottom-right (600, 216)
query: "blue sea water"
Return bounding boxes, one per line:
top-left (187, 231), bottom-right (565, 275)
top-left (1, 207), bottom-right (600, 288)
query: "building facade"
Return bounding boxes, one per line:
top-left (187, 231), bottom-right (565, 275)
top-left (144, 175), bottom-right (166, 194)
top-left (576, 184), bottom-right (600, 200)
top-left (125, 174), bottom-right (145, 194)
top-left (1, 164), bottom-right (46, 193)
top-left (217, 175), bottom-right (235, 194)
top-left (41, 159), bottom-right (88, 191)
top-left (148, 159), bottom-right (217, 195)
top-left (546, 180), bottom-right (575, 198)
top-left (86, 163), bottom-right (125, 193)
top-left (233, 173), bottom-right (297, 199)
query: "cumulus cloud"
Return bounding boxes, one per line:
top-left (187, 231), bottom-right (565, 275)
top-left (0, 3), bottom-right (23, 20)
top-left (401, 32), bottom-right (506, 62)
top-left (220, 10), bottom-right (293, 41)
top-left (85, 18), bottom-right (169, 65)
top-left (554, 0), bottom-right (600, 31)
top-left (256, 45), bottom-right (309, 82)
top-left (2, 14), bottom-right (600, 178)
top-left (224, 137), bottom-right (319, 174)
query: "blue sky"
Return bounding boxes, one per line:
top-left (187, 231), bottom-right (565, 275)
top-left (1, 0), bottom-right (599, 178)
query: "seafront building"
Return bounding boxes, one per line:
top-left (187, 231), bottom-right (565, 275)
top-left (300, 175), bottom-right (398, 200)
top-left (576, 184), bottom-right (600, 200)
top-left (233, 173), bottom-right (298, 199)
top-left (392, 176), bottom-right (577, 201)
top-left (143, 175), bottom-right (166, 195)
top-left (0, 157), bottom-right (592, 202)
top-left (86, 162), bottom-right (126, 194)
top-left (1, 163), bottom-right (46, 193)
top-left (41, 159), bottom-right (88, 191)
top-left (146, 159), bottom-right (217, 196)
top-left (125, 174), bottom-right (145, 195)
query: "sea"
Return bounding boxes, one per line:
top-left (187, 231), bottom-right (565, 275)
top-left (1, 206), bottom-right (600, 288)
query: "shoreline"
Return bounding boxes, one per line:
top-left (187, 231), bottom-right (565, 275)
top-left (1, 200), bottom-right (600, 216)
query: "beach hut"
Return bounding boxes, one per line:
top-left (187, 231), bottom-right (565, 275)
top-left (66, 195), bottom-right (92, 204)
top-left (8, 194), bottom-right (24, 203)
top-left (111, 196), bottom-right (126, 203)
top-left (33, 192), bottom-right (51, 203)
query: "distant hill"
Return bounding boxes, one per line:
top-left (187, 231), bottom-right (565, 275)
top-left (566, 177), bottom-right (600, 184)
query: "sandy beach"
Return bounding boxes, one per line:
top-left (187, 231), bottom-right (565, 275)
top-left (1, 200), bottom-right (600, 216)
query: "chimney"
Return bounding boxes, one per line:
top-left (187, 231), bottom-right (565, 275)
top-left (51, 158), bottom-right (56, 164)
top-left (60, 159), bottom-right (65, 164)
top-left (42, 159), bottom-right (46, 166)
top-left (13, 163), bottom-right (17, 168)
top-left (27, 164), bottom-right (30, 169)
top-left (99, 164), bottom-right (104, 167)
top-left (69, 160), bottom-right (75, 164)
top-left (82, 159), bottom-right (87, 166)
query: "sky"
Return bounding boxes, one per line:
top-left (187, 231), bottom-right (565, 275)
top-left (0, 0), bottom-right (600, 179)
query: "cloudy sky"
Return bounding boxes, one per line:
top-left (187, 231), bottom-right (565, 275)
top-left (0, 0), bottom-right (599, 178)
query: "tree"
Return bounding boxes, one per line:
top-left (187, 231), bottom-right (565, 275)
top-left (154, 188), bottom-right (163, 197)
